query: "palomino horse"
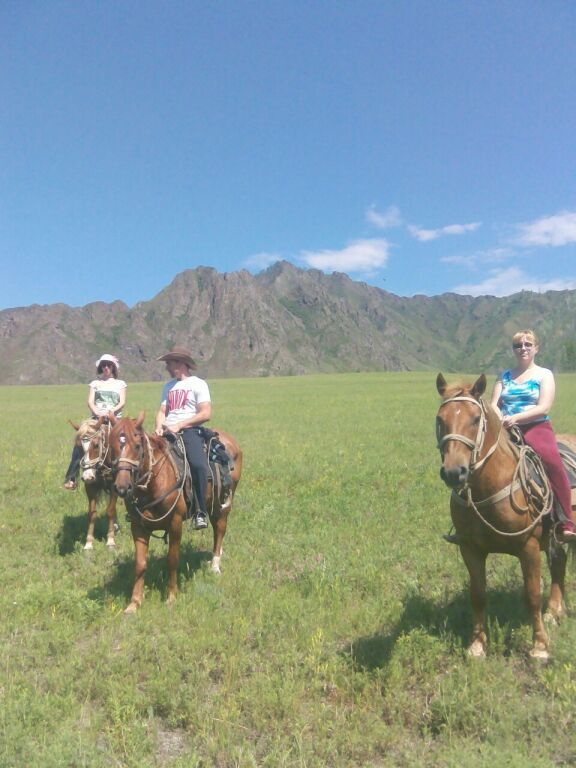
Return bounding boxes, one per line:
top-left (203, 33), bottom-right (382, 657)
top-left (108, 413), bottom-right (243, 614)
top-left (71, 419), bottom-right (120, 550)
top-left (436, 373), bottom-right (570, 660)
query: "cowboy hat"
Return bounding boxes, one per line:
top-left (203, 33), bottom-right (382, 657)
top-left (157, 346), bottom-right (197, 370)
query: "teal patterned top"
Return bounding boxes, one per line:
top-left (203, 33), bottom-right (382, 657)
top-left (499, 369), bottom-right (548, 423)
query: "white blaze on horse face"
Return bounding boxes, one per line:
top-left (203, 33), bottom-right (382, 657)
top-left (455, 408), bottom-right (461, 415)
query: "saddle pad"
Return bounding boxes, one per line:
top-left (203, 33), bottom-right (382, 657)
top-left (558, 442), bottom-right (576, 489)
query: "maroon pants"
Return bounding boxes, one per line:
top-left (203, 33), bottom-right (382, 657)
top-left (521, 420), bottom-right (573, 522)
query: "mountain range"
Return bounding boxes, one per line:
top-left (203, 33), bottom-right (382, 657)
top-left (2, 261), bottom-right (576, 385)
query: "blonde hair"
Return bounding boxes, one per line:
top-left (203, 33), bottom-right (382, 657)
top-left (512, 329), bottom-right (539, 347)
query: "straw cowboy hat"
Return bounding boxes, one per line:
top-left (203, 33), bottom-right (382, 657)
top-left (157, 346), bottom-right (197, 370)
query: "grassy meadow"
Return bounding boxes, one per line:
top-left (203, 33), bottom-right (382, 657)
top-left (1, 371), bottom-right (576, 767)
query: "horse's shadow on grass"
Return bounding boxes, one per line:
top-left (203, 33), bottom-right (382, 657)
top-left (349, 587), bottom-right (531, 670)
top-left (86, 540), bottom-right (213, 604)
top-left (57, 512), bottom-right (120, 555)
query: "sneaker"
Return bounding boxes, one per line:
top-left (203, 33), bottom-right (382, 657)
top-left (193, 511), bottom-right (208, 530)
top-left (63, 480), bottom-right (77, 491)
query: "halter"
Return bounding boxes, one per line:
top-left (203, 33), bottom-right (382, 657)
top-left (438, 393), bottom-right (552, 537)
top-left (112, 426), bottom-right (183, 526)
top-left (437, 395), bottom-right (499, 473)
top-left (112, 431), bottom-right (146, 481)
top-left (80, 422), bottom-right (112, 474)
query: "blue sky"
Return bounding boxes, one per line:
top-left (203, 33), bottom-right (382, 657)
top-left (2, 1), bottom-right (576, 310)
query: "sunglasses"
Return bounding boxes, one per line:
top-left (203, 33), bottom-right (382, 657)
top-left (512, 342), bottom-right (534, 350)
top-left (98, 362), bottom-right (114, 369)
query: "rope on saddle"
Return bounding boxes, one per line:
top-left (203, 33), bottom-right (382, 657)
top-left (128, 433), bottom-right (188, 525)
top-left (453, 426), bottom-right (553, 538)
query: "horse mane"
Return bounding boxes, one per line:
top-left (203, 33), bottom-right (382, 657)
top-left (149, 434), bottom-right (166, 450)
top-left (77, 419), bottom-right (99, 439)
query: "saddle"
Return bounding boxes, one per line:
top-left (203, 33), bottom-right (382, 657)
top-left (506, 428), bottom-right (576, 524)
top-left (557, 442), bottom-right (576, 487)
top-left (165, 427), bottom-right (234, 520)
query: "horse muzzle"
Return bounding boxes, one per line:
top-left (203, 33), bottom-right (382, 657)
top-left (82, 469), bottom-right (97, 483)
top-left (114, 481), bottom-right (133, 499)
top-left (440, 464), bottom-right (470, 489)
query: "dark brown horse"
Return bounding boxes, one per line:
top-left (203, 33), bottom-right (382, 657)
top-left (108, 413), bottom-right (243, 614)
top-left (71, 419), bottom-right (120, 550)
top-left (436, 373), bottom-right (570, 660)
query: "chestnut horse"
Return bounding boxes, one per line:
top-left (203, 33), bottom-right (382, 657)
top-left (436, 373), bottom-right (571, 660)
top-left (71, 419), bottom-right (120, 550)
top-left (108, 413), bottom-right (243, 614)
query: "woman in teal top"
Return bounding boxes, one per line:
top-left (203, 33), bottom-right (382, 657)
top-left (491, 330), bottom-right (576, 542)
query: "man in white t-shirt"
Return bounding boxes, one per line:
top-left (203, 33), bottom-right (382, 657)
top-left (154, 346), bottom-right (212, 530)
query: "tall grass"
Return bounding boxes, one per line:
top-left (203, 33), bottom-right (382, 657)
top-left (1, 372), bottom-right (575, 767)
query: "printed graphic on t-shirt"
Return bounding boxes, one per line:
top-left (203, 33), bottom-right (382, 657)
top-left (168, 388), bottom-right (189, 412)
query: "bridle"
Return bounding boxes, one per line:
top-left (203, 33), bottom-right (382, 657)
top-left (437, 393), bottom-right (552, 537)
top-left (111, 424), bottom-right (184, 525)
top-left (80, 422), bottom-right (113, 477)
top-left (111, 430), bottom-right (146, 487)
top-left (437, 395), bottom-right (501, 474)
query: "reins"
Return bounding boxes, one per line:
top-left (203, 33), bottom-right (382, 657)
top-left (114, 430), bottom-right (188, 526)
top-left (439, 395), bottom-right (552, 537)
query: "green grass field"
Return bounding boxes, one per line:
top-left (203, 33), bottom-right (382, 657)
top-left (1, 372), bottom-right (576, 767)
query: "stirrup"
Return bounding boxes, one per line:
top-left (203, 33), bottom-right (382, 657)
top-left (442, 527), bottom-right (461, 545)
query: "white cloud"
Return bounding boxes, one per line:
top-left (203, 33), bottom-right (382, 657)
top-left (453, 267), bottom-right (576, 297)
top-left (513, 211), bottom-right (576, 247)
top-left (441, 248), bottom-right (513, 266)
top-left (366, 205), bottom-right (402, 229)
top-left (300, 238), bottom-right (389, 273)
top-left (244, 251), bottom-right (282, 269)
top-left (409, 221), bottom-right (481, 242)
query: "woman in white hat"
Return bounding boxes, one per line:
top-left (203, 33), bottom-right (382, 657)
top-left (63, 354), bottom-right (127, 490)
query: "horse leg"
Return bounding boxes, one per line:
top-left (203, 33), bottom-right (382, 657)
top-left (545, 540), bottom-right (568, 624)
top-left (519, 538), bottom-right (549, 660)
top-left (210, 510), bottom-right (229, 574)
top-left (460, 545), bottom-right (488, 657)
top-left (124, 523), bottom-right (150, 614)
top-left (166, 515), bottom-right (183, 604)
top-left (105, 492), bottom-right (118, 548)
top-left (83, 485), bottom-right (98, 551)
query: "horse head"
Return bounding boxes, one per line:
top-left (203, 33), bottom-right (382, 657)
top-left (76, 417), bottom-right (108, 484)
top-left (109, 412), bottom-right (146, 499)
top-left (436, 373), bottom-right (487, 489)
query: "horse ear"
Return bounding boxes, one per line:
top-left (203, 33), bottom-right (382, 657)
top-left (69, 419), bottom-right (80, 431)
top-left (135, 411), bottom-right (146, 430)
top-left (436, 373), bottom-right (447, 396)
top-left (108, 413), bottom-right (117, 426)
top-left (471, 374), bottom-right (487, 399)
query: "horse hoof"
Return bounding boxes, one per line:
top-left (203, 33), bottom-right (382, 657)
top-left (544, 612), bottom-right (559, 627)
top-left (529, 646), bottom-right (549, 662)
top-left (106, 541), bottom-right (116, 549)
top-left (123, 602), bottom-right (139, 615)
top-left (210, 563), bottom-right (221, 574)
top-left (467, 641), bottom-right (486, 659)
top-left (83, 542), bottom-right (93, 551)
